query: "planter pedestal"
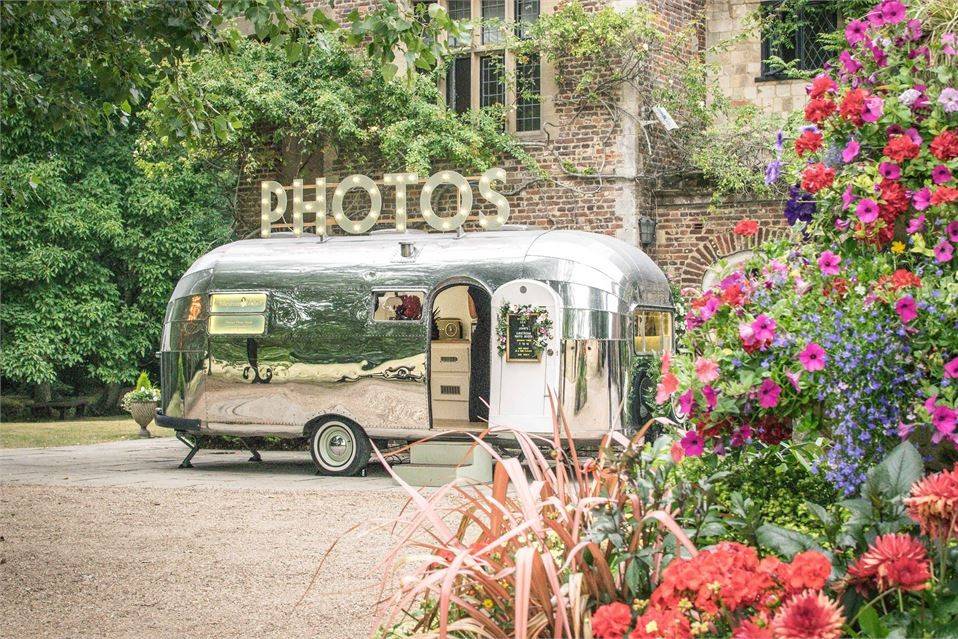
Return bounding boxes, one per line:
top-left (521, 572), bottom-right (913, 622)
top-left (129, 401), bottom-right (157, 438)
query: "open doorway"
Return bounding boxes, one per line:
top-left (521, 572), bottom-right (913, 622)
top-left (428, 283), bottom-right (491, 429)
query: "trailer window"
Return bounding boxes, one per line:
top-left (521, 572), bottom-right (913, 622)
top-left (633, 310), bottom-right (672, 355)
top-left (373, 291), bottom-right (424, 321)
top-left (208, 291), bottom-right (268, 335)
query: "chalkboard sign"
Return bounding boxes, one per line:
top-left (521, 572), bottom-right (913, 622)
top-left (506, 313), bottom-right (541, 362)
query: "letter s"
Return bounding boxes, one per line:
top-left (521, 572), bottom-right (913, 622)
top-left (477, 168), bottom-right (509, 230)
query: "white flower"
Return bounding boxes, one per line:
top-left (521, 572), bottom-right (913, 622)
top-left (899, 88), bottom-right (921, 106)
top-left (939, 87), bottom-right (958, 113)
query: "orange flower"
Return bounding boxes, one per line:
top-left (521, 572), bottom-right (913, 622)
top-left (628, 608), bottom-right (691, 639)
top-left (592, 602), bottom-right (634, 639)
top-left (847, 534), bottom-right (931, 593)
top-left (770, 590), bottom-right (844, 639)
top-left (904, 466), bottom-right (958, 541)
top-left (776, 551), bottom-right (832, 594)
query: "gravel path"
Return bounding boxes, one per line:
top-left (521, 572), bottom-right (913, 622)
top-left (0, 441), bottom-right (418, 639)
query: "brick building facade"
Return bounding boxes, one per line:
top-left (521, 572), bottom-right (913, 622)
top-left (242, 0), bottom-right (822, 291)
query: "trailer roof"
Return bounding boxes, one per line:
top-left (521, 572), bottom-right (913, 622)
top-left (178, 229), bottom-right (672, 310)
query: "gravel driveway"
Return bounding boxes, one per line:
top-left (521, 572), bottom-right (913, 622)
top-left (0, 439), bottom-right (415, 639)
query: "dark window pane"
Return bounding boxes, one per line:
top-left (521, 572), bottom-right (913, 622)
top-left (481, 0), bottom-right (505, 44)
top-left (514, 0), bottom-right (539, 38)
top-left (479, 55), bottom-right (505, 107)
top-left (516, 54), bottom-right (541, 131)
top-left (448, 0), bottom-right (471, 47)
top-left (760, 1), bottom-right (837, 78)
top-left (446, 56), bottom-right (472, 113)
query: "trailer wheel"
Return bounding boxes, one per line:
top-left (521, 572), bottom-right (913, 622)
top-left (309, 418), bottom-right (370, 476)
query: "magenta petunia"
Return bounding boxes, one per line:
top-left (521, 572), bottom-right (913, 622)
top-left (895, 295), bottom-right (918, 323)
top-left (839, 50), bottom-right (863, 74)
top-left (856, 198), bottom-right (880, 223)
top-left (818, 250), bottom-right (842, 275)
top-left (863, 95), bottom-right (884, 122)
top-left (680, 430), bottom-right (704, 457)
top-left (758, 378), bottom-right (782, 409)
top-left (751, 314), bottom-right (777, 343)
top-left (842, 186), bottom-right (854, 210)
top-left (678, 389), bottom-right (695, 416)
top-left (881, 0), bottom-right (907, 24)
top-left (798, 342), bottom-right (827, 372)
top-left (932, 164), bottom-right (954, 184)
top-left (842, 139), bottom-right (861, 163)
top-left (934, 240), bottom-right (954, 263)
top-left (702, 385), bottom-right (718, 410)
top-left (912, 188), bottom-right (932, 211)
top-left (944, 356), bottom-right (958, 379)
top-left (948, 221), bottom-right (958, 242)
top-left (878, 162), bottom-right (901, 180)
top-left (845, 20), bottom-right (868, 45)
top-left (907, 214), bottom-right (926, 234)
top-left (931, 405), bottom-right (957, 442)
top-left (694, 357), bottom-right (720, 383)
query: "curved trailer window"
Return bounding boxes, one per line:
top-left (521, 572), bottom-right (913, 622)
top-left (633, 309), bottom-right (673, 356)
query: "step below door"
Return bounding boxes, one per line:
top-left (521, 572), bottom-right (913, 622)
top-left (489, 279), bottom-right (562, 433)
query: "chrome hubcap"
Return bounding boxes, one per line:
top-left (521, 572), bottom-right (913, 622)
top-left (317, 424), bottom-right (354, 469)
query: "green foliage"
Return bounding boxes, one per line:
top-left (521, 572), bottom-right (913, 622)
top-left (0, 134), bottom-right (232, 386)
top-left (143, 38), bottom-right (537, 175)
top-left (133, 372), bottom-right (153, 392)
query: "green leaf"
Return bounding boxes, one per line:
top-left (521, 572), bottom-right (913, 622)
top-left (866, 440), bottom-right (923, 499)
top-left (381, 62), bottom-right (398, 81)
top-left (857, 605), bottom-right (887, 638)
top-left (755, 524), bottom-right (819, 558)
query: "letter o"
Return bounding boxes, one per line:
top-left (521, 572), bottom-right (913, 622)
top-left (332, 174), bottom-right (382, 234)
top-left (419, 171), bottom-right (472, 231)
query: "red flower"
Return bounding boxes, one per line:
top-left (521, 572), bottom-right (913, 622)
top-left (931, 130), bottom-right (958, 161)
top-left (771, 590), bottom-right (845, 639)
top-left (795, 130), bottom-right (824, 156)
top-left (904, 466), bottom-right (958, 540)
top-left (847, 534), bottom-right (931, 593)
top-left (776, 551), bottom-right (832, 593)
top-left (879, 179), bottom-right (909, 218)
top-left (879, 268), bottom-right (922, 290)
top-left (735, 219), bottom-right (759, 236)
top-left (839, 88), bottom-right (866, 125)
top-left (931, 186), bottom-right (958, 206)
top-left (804, 99), bottom-right (836, 124)
top-left (722, 283), bottom-right (746, 307)
top-left (883, 134), bottom-right (921, 162)
top-left (801, 164), bottom-right (835, 193)
top-left (734, 618), bottom-right (774, 639)
top-left (808, 75), bottom-right (837, 99)
top-left (592, 602), bottom-right (633, 639)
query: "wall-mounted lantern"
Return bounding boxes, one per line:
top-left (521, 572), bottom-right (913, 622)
top-left (638, 215), bottom-right (657, 247)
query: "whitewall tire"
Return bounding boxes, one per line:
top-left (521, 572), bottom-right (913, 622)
top-left (309, 418), bottom-right (370, 476)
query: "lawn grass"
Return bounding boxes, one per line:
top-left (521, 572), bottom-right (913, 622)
top-left (0, 416), bottom-right (174, 448)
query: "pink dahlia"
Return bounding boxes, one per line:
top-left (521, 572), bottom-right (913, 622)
top-left (904, 466), bottom-right (958, 540)
top-left (771, 590), bottom-right (844, 639)
top-left (847, 534), bottom-right (931, 593)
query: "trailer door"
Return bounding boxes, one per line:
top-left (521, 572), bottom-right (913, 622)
top-left (489, 279), bottom-right (562, 433)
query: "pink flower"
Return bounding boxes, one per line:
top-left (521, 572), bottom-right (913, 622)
top-left (863, 96), bottom-right (884, 122)
top-left (931, 405), bottom-right (957, 442)
top-left (948, 221), bottom-right (958, 242)
top-left (730, 425), bottom-right (752, 447)
top-left (818, 250), bottom-right (842, 275)
top-left (679, 389), bottom-right (695, 415)
top-left (856, 198), bottom-right (880, 223)
top-left (932, 164), bottom-right (954, 184)
top-left (945, 356), bottom-right (958, 379)
top-left (845, 19), bottom-right (868, 45)
top-left (695, 357), bottom-right (720, 383)
top-left (842, 139), bottom-right (861, 163)
top-left (878, 162), bottom-right (901, 180)
top-left (799, 342), bottom-right (827, 372)
top-left (758, 378), bottom-right (782, 408)
top-left (786, 370), bottom-right (803, 391)
top-left (881, 0), bottom-right (907, 23)
top-left (895, 295), bottom-right (918, 323)
top-left (842, 186), bottom-right (855, 210)
top-left (702, 385), bottom-right (718, 410)
top-left (752, 314), bottom-right (777, 343)
top-left (934, 241), bottom-right (954, 263)
top-left (913, 188), bottom-right (932, 211)
top-left (680, 430), bottom-right (704, 457)
top-left (907, 214), bottom-right (926, 234)
top-left (840, 50), bottom-right (862, 74)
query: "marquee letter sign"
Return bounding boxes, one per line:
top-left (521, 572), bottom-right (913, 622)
top-left (260, 168), bottom-right (510, 237)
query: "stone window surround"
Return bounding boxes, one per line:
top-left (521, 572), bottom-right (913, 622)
top-left (436, 0), bottom-right (558, 138)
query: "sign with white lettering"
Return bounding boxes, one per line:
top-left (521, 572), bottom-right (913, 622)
top-left (260, 168), bottom-right (510, 238)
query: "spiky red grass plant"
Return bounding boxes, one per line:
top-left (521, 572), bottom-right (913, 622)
top-left (374, 400), bottom-right (696, 639)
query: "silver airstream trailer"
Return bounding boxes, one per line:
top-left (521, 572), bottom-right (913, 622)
top-left (156, 228), bottom-right (673, 475)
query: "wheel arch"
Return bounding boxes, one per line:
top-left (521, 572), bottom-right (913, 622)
top-left (302, 413), bottom-right (365, 438)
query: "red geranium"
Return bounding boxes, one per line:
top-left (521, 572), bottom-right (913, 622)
top-left (879, 179), bottom-right (909, 217)
top-left (795, 130), bottom-right (824, 156)
top-left (839, 88), bottom-right (867, 125)
top-left (930, 129), bottom-right (958, 161)
top-left (734, 219), bottom-right (759, 236)
top-left (931, 186), bottom-right (958, 206)
top-left (592, 602), bottom-right (633, 639)
top-left (805, 99), bottom-right (837, 124)
top-left (808, 75), bottom-right (837, 99)
top-left (801, 164), bottom-right (835, 193)
top-left (775, 551), bottom-right (832, 594)
top-left (628, 608), bottom-right (691, 639)
top-left (884, 134), bottom-right (921, 162)
top-left (877, 268), bottom-right (922, 291)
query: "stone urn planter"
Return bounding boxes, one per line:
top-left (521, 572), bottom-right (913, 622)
top-left (128, 400), bottom-right (157, 438)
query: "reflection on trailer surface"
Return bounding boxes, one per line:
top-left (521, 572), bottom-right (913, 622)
top-left (157, 229), bottom-right (673, 475)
